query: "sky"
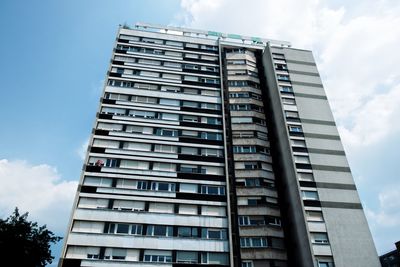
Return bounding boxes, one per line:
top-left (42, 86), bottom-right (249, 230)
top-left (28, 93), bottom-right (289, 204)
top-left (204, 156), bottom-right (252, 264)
top-left (0, 0), bottom-right (399, 265)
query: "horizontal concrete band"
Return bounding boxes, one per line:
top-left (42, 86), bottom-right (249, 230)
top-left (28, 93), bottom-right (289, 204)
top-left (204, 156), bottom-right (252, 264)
top-left (320, 201), bottom-right (362, 209)
top-left (316, 182), bottom-right (356, 190)
top-left (311, 164), bottom-right (351, 172)
top-left (289, 70), bottom-right (320, 77)
top-left (300, 118), bottom-right (336, 126)
top-left (294, 92), bottom-right (327, 99)
top-left (307, 148), bottom-right (346, 155)
top-left (285, 59), bottom-right (317, 66)
top-left (291, 81), bottom-right (324, 88)
top-left (304, 133), bottom-right (341, 140)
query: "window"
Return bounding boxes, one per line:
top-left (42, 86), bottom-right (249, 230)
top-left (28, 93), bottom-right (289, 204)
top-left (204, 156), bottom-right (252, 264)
top-left (159, 98), bottom-right (180, 106)
top-left (134, 83), bottom-right (158, 90)
top-left (165, 41), bottom-right (183, 47)
top-left (182, 101), bottom-right (198, 108)
top-left (247, 199), bottom-right (258, 206)
top-left (277, 74), bottom-right (290, 81)
top-left (182, 115), bottom-right (198, 122)
top-left (318, 261), bottom-right (334, 267)
top-left (184, 64), bottom-right (199, 70)
top-left (97, 122), bottom-right (123, 132)
top-left (298, 172), bottom-right (314, 181)
top-left (201, 132), bottom-right (222, 140)
top-left (201, 103), bottom-right (220, 110)
top-left (163, 61), bottom-right (181, 68)
top-left (240, 237), bottom-right (267, 248)
top-left (244, 162), bottom-right (259, 170)
top-left (108, 223), bottom-right (142, 235)
top-left (181, 147), bottom-right (198, 155)
top-left (116, 223), bottom-right (129, 234)
top-left (291, 139), bottom-right (306, 147)
top-left (239, 216), bottom-right (250, 226)
top-left (242, 261), bottom-right (253, 267)
top-left (92, 139), bottom-right (119, 149)
top-left (201, 78), bottom-right (219, 84)
top-left (282, 97), bottom-right (296, 105)
top-left (161, 113), bottom-right (179, 121)
top-left (161, 85), bottom-right (180, 92)
top-left (128, 110), bottom-right (156, 118)
top-left (302, 190), bottom-right (319, 200)
top-left (311, 232), bottom-right (329, 244)
top-left (185, 53), bottom-right (199, 59)
top-left (180, 164), bottom-right (197, 173)
top-left (176, 251), bottom-right (198, 263)
top-left (101, 107), bottom-right (125, 116)
top-left (138, 59), bottom-right (161, 66)
top-left (131, 96), bottom-right (157, 104)
top-left (206, 117), bottom-right (222, 125)
top-left (153, 162), bottom-right (176, 172)
top-left (151, 182), bottom-right (176, 192)
top-left (245, 178), bottom-right (261, 187)
top-left (231, 117), bottom-right (252, 124)
top-left (201, 148), bottom-right (223, 157)
top-left (306, 211), bottom-right (324, 222)
top-left (289, 125), bottom-right (303, 132)
top-left (156, 128), bottom-right (178, 137)
top-left (142, 38), bottom-right (163, 44)
top-left (184, 88), bottom-right (199, 94)
top-left (104, 248), bottom-right (127, 260)
top-left (164, 51), bottom-right (182, 57)
top-left (140, 71), bottom-right (159, 78)
top-left (104, 159), bottom-right (117, 168)
top-left (266, 216), bottom-right (281, 226)
top-left (184, 75), bottom-right (199, 82)
top-left (181, 130), bottom-right (198, 137)
top-left (137, 181), bottom-right (148, 190)
top-left (123, 142), bottom-right (151, 151)
top-left (144, 253), bottom-right (172, 263)
top-left (146, 225), bottom-right (173, 236)
top-left (119, 160), bottom-right (149, 170)
top-left (285, 111), bottom-right (299, 118)
top-left (162, 73), bottom-right (180, 80)
top-left (201, 252), bottom-right (228, 265)
top-left (280, 86), bottom-right (293, 93)
top-left (154, 144), bottom-right (177, 153)
top-left (186, 43), bottom-right (199, 49)
top-left (294, 155), bottom-right (310, 164)
top-left (233, 146), bottom-right (256, 153)
top-left (201, 185), bottom-right (225, 195)
top-left (201, 228), bottom-right (227, 239)
top-left (177, 227), bottom-right (198, 238)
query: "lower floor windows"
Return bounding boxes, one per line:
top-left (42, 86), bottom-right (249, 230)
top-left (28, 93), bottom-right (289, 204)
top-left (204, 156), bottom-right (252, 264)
top-left (311, 232), bottom-right (329, 244)
top-left (144, 254), bottom-right (172, 263)
top-left (241, 261), bottom-right (253, 267)
top-left (240, 237), bottom-right (268, 248)
top-left (146, 225), bottom-right (173, 237)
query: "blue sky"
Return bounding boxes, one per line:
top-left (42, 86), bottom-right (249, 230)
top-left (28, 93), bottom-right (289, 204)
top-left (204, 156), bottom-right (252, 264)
top-left (1, 0), bottom-right (400, 265)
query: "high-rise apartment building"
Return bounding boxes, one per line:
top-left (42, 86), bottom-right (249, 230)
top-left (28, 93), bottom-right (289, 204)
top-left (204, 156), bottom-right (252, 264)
top-left (59, 23), bottom-right (379, 267)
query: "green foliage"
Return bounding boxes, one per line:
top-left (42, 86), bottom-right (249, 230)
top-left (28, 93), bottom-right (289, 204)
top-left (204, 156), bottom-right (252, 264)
top-left (0, 207), bottom-right (62, 267)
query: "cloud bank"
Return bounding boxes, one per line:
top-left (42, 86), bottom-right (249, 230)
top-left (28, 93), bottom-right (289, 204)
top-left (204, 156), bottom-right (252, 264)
top-left (0, 159), bottom-right (78, 234)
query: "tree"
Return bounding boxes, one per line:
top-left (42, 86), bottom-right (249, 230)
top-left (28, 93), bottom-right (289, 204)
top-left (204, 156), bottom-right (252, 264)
top-left (0, 207), bottom-right (62, 267)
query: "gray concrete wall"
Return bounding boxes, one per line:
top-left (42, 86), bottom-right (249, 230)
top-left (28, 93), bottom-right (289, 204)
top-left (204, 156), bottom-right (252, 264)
top-left (272, 46), bottom-right (380, 267)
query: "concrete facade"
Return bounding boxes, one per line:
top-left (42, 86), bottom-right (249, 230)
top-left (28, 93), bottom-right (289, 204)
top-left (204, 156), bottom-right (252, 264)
top-left (59, 23), bottom-right (379, 267)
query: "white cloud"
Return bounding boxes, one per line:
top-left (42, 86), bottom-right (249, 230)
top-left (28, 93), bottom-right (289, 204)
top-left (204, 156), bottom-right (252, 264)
top-left (366, 185), bottom-right (400, 227)
top-left (365, 185), bottom-right (400, 252)
top-left (0, 159), bottom-right (78, 233)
